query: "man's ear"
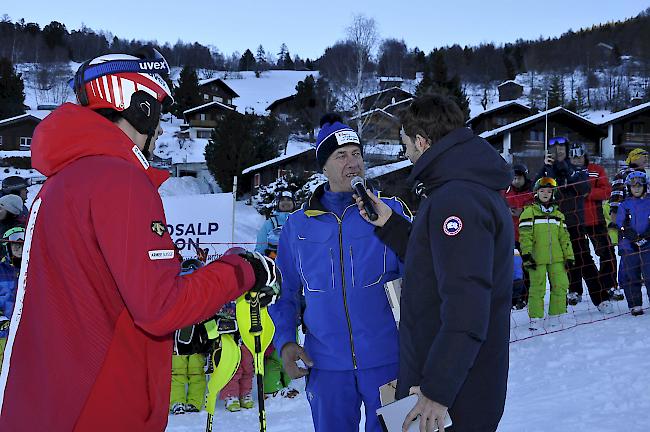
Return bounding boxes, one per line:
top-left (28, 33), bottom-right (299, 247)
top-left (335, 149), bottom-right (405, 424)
top-left (415, 134), bottom-right (430, 152)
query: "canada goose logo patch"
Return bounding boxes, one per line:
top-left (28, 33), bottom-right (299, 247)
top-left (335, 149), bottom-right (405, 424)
top-left (443, 216), bottom-right (463, 236)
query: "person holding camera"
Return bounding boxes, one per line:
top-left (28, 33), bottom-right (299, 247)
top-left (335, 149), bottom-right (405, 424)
top-left (537, 138), bottom-right (612, 313)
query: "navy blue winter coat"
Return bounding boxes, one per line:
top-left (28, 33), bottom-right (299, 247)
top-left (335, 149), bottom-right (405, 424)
top-left (270, 184), bottom-right (410, 371)
top-left (379, 127), bottom-right (513, 432)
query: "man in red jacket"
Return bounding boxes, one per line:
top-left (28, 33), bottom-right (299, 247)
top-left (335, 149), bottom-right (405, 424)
top-left (568, 143), bottom-right (617, 309)
top-left (0, 48), bottom-right (276, 431)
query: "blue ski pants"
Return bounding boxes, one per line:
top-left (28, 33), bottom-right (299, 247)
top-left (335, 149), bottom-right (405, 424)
top-left (305, 363), bottom-right (398, 432)
top-left (619, 248), bottom-right (650, 308)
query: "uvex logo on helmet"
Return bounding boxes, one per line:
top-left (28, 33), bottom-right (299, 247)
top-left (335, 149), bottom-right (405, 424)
top-left (139, 61), bottom-right (167, 71)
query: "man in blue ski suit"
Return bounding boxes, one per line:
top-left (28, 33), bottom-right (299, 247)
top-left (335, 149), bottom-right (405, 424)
top-left (269, 114), bottom-right (411, 432)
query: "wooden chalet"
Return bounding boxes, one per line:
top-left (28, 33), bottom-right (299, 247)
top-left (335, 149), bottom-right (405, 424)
top-left (480, 107), bottom-right (606, 175)
top-left (183, 101), bottom-right (238, 139)
top-left (0, 112), bottom-right (50, 151)
top-left (358, 87), bottom-right (414, 113)
top-left (596, 101), bottom-right (650, 161)
top-left (467, 101), bottom-right (534, 135)
top-left (497, 80), bottom-right (524, 102)
top-left (197, 77), bottom-right (239, 107)
top-left (242, 140), bottom-right (318, 191)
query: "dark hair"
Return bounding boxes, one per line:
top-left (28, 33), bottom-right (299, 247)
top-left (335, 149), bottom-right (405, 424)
top-left (95, 108), bottom-right (123, 123)
top-left (400, 94), bottom-right (465, 145)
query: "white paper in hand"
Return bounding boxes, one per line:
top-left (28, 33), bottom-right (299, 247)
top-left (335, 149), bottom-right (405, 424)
top-left (376, 394), bottom-right (453, 432)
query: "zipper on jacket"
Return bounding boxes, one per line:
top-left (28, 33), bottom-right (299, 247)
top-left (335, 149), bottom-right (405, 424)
top-left (319, 205), bottom-right (358, 369)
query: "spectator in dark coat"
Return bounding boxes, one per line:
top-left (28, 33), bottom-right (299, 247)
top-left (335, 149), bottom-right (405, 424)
top-left (355, 94), bottom-right (513, 432)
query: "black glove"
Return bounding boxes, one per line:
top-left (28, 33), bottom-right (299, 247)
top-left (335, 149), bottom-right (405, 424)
top-left (621, 226), bottom-right (640, 242)
top-left (239, 251), bottom-right (280, 307)
top-left (564, 260), bottom-right (574, 271)
top-left (522, 254), bottom-right (536, 270)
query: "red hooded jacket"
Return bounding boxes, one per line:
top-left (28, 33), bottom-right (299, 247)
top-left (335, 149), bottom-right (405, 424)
top-left (584, 162), bottom-right (611, 227)
top-left (503, 180), bottom-right (534, 242)
top-left (0, 104), bottom-right (255, 431)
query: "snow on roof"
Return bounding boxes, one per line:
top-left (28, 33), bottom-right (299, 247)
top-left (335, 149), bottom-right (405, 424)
top-left (364, 144), bottom-right (403, 156)
top-left (350, 108), bottom-right (397, 121)
top-left (498, 80), bottom-right (522, 87)
top-left (0, 110), bottom-right (51, 126)
top-left (197, 77), bottom-right (240, 97)
top-left (351, 98), bottom-right (414, 120)
top-left (183, 101), bottom-right (235, 115)
top-left (366, 159), bottom-right (412, 179)
top-left (221, 71), bottom-right (319, 115)
top-left (480, 107), bottom-right (595, 139)
top-left (467, 101), bottom-right (531, 124)
top-left (0, 150), bottom-right (31, 158)
top-left (379, 76), bottom-right (404, 82)
top-left (242, 139), bottom-right (315, 174)
top-left (594, 102), bottom-right (650, 125)
top-left (360, 86), bottom-right (413, 102)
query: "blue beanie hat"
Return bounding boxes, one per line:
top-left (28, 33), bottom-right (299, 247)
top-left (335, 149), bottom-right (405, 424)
top-left (315, 113), bottom-right (362, 168)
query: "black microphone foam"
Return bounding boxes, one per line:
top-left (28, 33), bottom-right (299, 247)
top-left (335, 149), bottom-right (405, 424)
top-left (351, 176), bottom-right (378, 221)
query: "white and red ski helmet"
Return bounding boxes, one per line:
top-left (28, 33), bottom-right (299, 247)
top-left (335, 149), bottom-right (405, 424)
top-left (72, 47), bottom-right (174, 135)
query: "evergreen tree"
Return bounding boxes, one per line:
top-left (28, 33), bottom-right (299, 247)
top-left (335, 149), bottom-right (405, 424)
top-left (255, 45), bottom-right (268, 71)
top-left (547, 75), bottom-right (565, 108)
top-left (205, 112), bottom-right (279, 193)
top-left (277, 43), bottom-right (289, 68)
top-left (416, 50), bottom-right (470, 120)
top-left (171, 65), bottom-right (202, 118)
top-left (282, 52), bottom-right (294, 70)
top-left (238, 49), bottom-right (257, 71)
top-left (0, 57), bottom-right (25, 120)
top-left (294, 75), bottom-right (325, 141)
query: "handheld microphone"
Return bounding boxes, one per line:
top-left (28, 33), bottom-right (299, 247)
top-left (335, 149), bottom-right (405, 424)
top-left (351, 176), bottom-right (378, 221)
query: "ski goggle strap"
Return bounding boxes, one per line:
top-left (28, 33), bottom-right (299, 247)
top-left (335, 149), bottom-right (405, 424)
top-left (548, 137), bottom-right (568, 146)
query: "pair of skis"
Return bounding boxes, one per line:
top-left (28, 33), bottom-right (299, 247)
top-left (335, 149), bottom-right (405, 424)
top-left (203, 293), bottom-right (275, 432)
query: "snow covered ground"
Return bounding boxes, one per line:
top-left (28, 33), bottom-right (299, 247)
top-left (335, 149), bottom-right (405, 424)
top-left (165, 204), bottom-right (650, 432)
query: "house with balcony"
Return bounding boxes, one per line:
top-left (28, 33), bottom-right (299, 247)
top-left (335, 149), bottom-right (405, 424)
top-left (595, 101), bottom-right (650, 162)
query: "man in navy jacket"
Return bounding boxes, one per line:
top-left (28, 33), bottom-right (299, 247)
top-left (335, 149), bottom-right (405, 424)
top-left (270, 114), bottom-right (411, 432)
top-left (358, 95), bottom-right (513, 432)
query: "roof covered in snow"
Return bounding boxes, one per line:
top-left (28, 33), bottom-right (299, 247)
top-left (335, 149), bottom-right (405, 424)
top-left (594, 102), bottom-right (650, 125)
top-left (242, 139), bottom-right (315, 174)
top-left (479, 107), bottom-right (602, 140)
top-left (366, 159), bottom-right (412, 179)
top-left (467, 101), bottom-right (532, 124)
top-left (183, 101), bottom-right (236, 115)
top-left (0, 110), bottom-right (52, 127)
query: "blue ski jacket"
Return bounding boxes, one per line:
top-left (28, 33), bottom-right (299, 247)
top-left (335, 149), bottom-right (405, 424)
top-left (270, 184), bottom-right (411, 371)
top-left (255, 212), bottom-right (290, 253)
top-left (616, 196), bottom-right (650, 253)
top-left (0, 261), bottom-right (18, 338)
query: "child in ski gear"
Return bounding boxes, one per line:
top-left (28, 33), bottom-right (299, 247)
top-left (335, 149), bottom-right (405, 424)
top-left (218, 301), bottom-right (255, 412)
top-left (270, 113), bottom-right (410, 432)
top-left (0, 195), bottom-right (23, 241)
top-left (255, 191), bottom-right (300, 397)
top-left (170, 259), bottom-right (209, 415)
top-left (0, 227), bottom-right (22, 372)
top-left (504, 164), bottom-right (534, 246)
top-left (255, 190), bottom-right (295, 256)
top-left (519, 177), bottom-right (574, 321)
top-left (0, 177), bottom-right (29, 225)
top-left (0, 49), bottom-right (276, 432)
top-left (616, 171), bottom-right (650, 316)
top-left (513, 249), bottom-right (527, 309)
